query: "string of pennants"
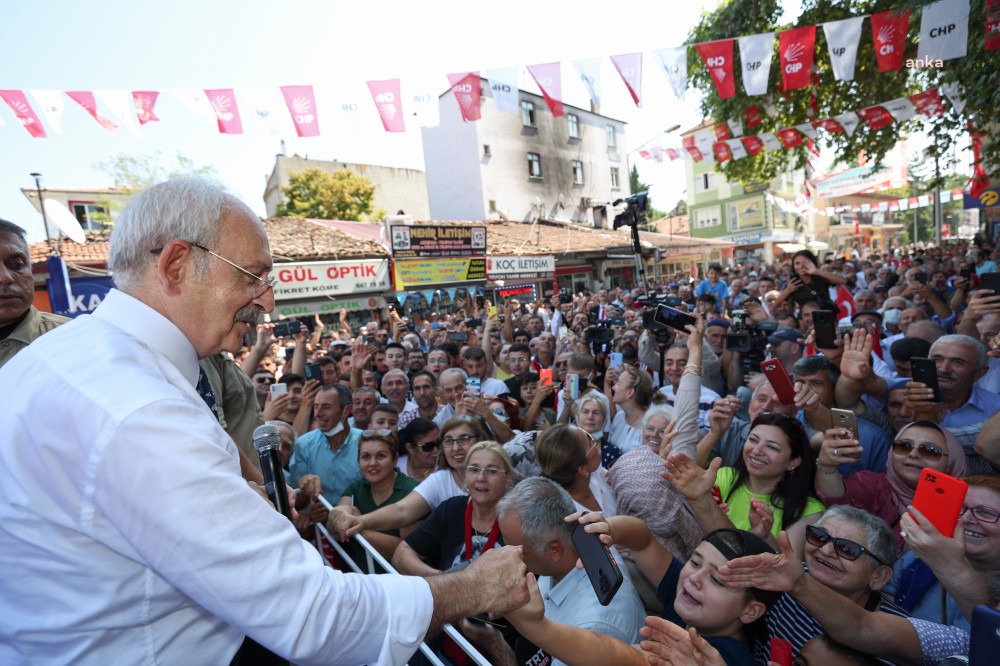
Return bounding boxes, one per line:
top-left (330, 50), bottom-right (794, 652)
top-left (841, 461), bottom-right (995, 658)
top-left (639, 85), bottom-right (962, 167)
top-left (395, 286), bottom-right (485, 307)
top-left (767, 188), bottom-right (968, 217)
top-left (1, 0), bottom-right (994, 140)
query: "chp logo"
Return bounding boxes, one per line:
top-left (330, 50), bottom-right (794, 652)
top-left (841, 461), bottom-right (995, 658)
top-left (374, 91), bottom-right (397, 119)
top-left (10, 100), bottom-right (35, 126)
top-left (291, 96), bottom-right (314, 125)
top-left (783, 42), bottom-right (806, 73)
top-left (876, 24), bottom-right (897, 54)
top-left (210, 94), bottom-right (234, 122)
top-left (706, 56), bottom-right (727, 82)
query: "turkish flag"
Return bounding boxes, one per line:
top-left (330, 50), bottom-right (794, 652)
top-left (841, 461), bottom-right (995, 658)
top-left (204, 89), bottom-right (243, 134)
top-left (0, 90), bottom-right (47, 137)
top-left (742, 135), bottom-right (765, 155)
top-left (281, 85), bottom-right (321, 137)
top-left (777, 128), bottom-right (803, 149)
top-left (779, 26), bottom-right (816, 91)
top-left (909, 89), bottom-right (946, 119)
top-left (66, 91), bottom-right (118, 131)
top-left (834, 286), bottom-right (855, 322)
top-left (695, 40), bottom-right (736, 99)
top-left (446, 72), bottom-right (482, 122)
top-left (988, 0), bottom-right (1000, 49)
top-left (526, 62), bottom-right (563, 117)
top-left (814, 118), bottom-right (844, 133)
top-left (745, 104), bottom-right (762, 128)
top-left (683, 135), bottom-right (704, 162)
top-left (610, 53), bottom-right (643, 107)
top-left (858, 105), bottom-right (894, 131)
top-left (714, 122), bottom-right (730, 141)
top-left (132, 91), bottom-right (160, 125)
top-left (366, 79), bottom-right (405, 133)
top-left (871, 10), bottom-right (910, 71)
top-left (712, 142), bottom-right (732, 162)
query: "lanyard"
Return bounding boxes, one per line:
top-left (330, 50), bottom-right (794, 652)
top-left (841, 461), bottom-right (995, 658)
top-left (464, 499), bottom-right (500, 561)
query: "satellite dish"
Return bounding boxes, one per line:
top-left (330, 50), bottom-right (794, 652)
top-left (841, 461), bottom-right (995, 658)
top-left (42, 199), bottom-right (87, 244)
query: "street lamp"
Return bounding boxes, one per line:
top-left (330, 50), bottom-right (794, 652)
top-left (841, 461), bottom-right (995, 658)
top-left (30, 172), bottom-right (56, 253)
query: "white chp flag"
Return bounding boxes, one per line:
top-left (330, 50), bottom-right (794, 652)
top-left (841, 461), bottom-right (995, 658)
top-left (793, 122), bottom-right (817, 140)
top-left (171, 89), bottom-right (218, 124)
top-left (96, 90), bottom-right (142, 136)
top-left (694, 129), bottom-right (715, 165)
top-left (832, 111), bottom-right (861, 137)
top-left (918, 0), bottom-right (970, 61)
top-left (822, 17), bottom-right (865, 81)
top-left (653, 46), bottom-right (688, 101)
top-left (572, 58), bottom-right (603, 108)
top-left (760, 132), bottom-right (783, 152)
top-left (329, 83), bottom-right (367, 133)
top-left (486, 68), bottom-right (521, 115)
top-left (737, 32), bottom-right (775, 96)
top-left (404, 77), bottom-right (440, 128)
top-left (939, 82), bottom-right (966, 114)
top-left (725, 139), bottom-right (749, 160)
top-left (728, 118), bottom-right (743, 137)
top-left (883, 97), bottom-right (918, 122)
top-left (240, 87), bottom-right (287, 136)
top-left (29, 90), bottom-right (66, 134)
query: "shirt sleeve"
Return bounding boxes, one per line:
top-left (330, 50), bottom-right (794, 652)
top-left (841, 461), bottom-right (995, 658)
top-left (93, 399), bottom-right (433, 666)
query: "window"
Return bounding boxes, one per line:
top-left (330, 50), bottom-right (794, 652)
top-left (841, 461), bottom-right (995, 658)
top-left (694, 206), bottom-right (721, 229)
top-left (521, 100), bottom-right (535, 126)
top-left (71, 203), bottom-right (108, 231)
top-left (610, 167), bottom-right (620, 189)
top-left (572, 161), bottom-right (584, 184)
top-left (527, 153), bottom-right (542, 178)
top-left (489, 200), bottom-right (497, 212)
top-left (693, 172), bottom-right (717, 193)
top-left (567, 114), bottom-right (580, 138)
top-left (483, 144), bottom-right (491, 156)
top-left (606, 124), bottom-right (616, 147)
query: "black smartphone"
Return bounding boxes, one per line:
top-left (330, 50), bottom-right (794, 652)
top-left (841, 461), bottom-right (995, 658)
top-left (838, 324), bottom-right (854, 340)
top-left (812, 310), bottom-right (837, 349)
top-left (449, 331), bottom-right (469, 342)
top-left (572, 522), bottom-right (623, 606)
top-left (475, 295), bottom-right (485, 309)
top-left (272, 321), bottom-right (296, 338)
top-left (607, 316), bottom-right (625, 327)
top-left (910, 357), bottom-right (941, 402)
top-left (365, 334), bottom-right (376, 345)
top-left (304, 363), bottom-right (323, 383)
top-left (960, 267), bottom-right (972, 280)
top-left (665, 296), bottom-right (682, 307)
top-left (386, 296), bottom-right (403, 313)
top-left (981, 272), bottom-right (1000, 294)
top-left (465, 318), bottom-right (483, 328)
top-left (653, 304), bottom-right (697, 333)
top-left (519, 304), bottom-right (528, 314)
top-left (914, 272), bottom-right (928, 284)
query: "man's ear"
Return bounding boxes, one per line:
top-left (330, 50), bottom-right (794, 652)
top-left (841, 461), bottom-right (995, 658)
top-left (547, 539), bottom-right (565, 563)
top-left (156, 240), bottom-right (194, 296)
top-left (739, 599), bottom-right (766, 625)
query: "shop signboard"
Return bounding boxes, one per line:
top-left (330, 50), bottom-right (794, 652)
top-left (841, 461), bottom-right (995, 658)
top-left (272, 259), bottom-right (390, 300)
top-left (485, 255), bottom-right (554, 280)
top-left (393, 257), bottom-right (487, 288)
top-left (390, 225), bottom-right (487, 257)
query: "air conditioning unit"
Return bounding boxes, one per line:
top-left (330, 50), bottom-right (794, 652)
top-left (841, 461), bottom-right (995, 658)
top-left (580, 197), bottom-right (588, 208)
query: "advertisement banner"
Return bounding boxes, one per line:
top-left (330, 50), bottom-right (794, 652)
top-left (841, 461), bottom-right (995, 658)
top-left (274, 296), bottom-right (387, 318)
top-left (45, 275), bottom-right (115, 318)
top-left (734, 199), bottom-right (765, 230)
top-left (394, 258), bottom-right (487, 288)
top-left (486, 255), bottom-right (555, 280)
top-left (815, 165), bottom-right (895, 198)
top-left (273, 259), bottom-right (390, 300)
top-left (391, 225), bottom-right (487, 258)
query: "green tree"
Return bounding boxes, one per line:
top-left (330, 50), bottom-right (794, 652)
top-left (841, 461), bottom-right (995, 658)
top-left (629, 164), bottom-right (667, 229)
top-left (687, 0), bottom-right (999, 187)
top-left (275, 167), bottom-right (385, 221)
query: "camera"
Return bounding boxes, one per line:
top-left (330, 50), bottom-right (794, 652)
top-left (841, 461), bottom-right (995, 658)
top-left (612, 191), bottom-right (648, 230)
top-left (725, 311), bottom-right (777, 375)
top-left (586, 325), bottom-right (614, 356)
top-left (559, 293), bottom-right (573, 304)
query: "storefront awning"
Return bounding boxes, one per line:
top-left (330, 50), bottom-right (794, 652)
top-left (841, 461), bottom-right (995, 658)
top-left (775, 243), bottom-right (806, 254)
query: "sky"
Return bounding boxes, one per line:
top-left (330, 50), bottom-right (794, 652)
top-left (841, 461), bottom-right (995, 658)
top-left (0, 0), bottom-right (818, 244)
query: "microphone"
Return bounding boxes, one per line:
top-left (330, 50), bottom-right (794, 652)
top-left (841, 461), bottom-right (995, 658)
top-left (253, 424), bottom-right (292, 519)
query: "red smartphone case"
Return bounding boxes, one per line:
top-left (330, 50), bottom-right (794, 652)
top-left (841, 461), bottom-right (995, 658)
top-left (769, 637), bottom-right (793, 666)
top-left (912, 469), bottom-right (968, 537)
top-left (760, 359), bottom-right (796, 404)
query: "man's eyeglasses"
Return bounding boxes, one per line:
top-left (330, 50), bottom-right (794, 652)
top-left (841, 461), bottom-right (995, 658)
top-left (960, 505), bottom-right (1000, 523)
top-left (466, 465), bottom-right (506, 479)
top-left (151, 243), bottom-right (276, 300)
top-left (442, 433), bottom-right (476, 448)
top-left (805, 525), bottom-right (888, 566)
top-left (892, 440), bottom-right (947, 462)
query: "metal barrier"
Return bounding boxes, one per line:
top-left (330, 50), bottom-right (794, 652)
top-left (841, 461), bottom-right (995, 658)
top-left (313, 496), bottom-right (491, 666)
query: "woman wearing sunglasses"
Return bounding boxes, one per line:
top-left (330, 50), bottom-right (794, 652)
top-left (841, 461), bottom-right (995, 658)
top-left (396, 418), bottom-right (440, 483)
top-left (814, 420), bottom-right (967, 551)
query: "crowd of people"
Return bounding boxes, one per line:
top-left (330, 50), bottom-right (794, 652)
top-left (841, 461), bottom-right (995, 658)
top-left (3, 177), bottom-right (1000, 665)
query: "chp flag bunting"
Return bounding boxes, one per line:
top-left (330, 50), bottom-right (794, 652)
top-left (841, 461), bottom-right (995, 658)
top-left (682, 135), bottom-right (703, 161)
top-left (760, 132), bottom-right (783, 152)
top-left (650, 147), bottom-right (664, 162)
top-left (572, 58), bottom-right (603, 108)
top-left (858, 105), bottom-right (894, 130)
top-left (66, 91), bottom-right (118, 131)
top-left (406, 78), bottom-right (441, 128)
top-left (366, 79), bottom-right (405, 133)
top-left (171, 89), bottom-right (218, 124)
top-left (742, 135), bottom-right (765, 156)
top-left (883, 97), bottom-right (918, 122)
top-left (653, 46), bottom-right (688, 100)
top-left (822, 17), bottom-right (865, 81)
top-left (989, 0), bottom-right (1000, 49)
top-left (777, 128), bottom-right (803, 149)
top-left (779, 26), bottom-right (816, 91)
top-left (871, 10), bottom-right (910, 71)
top-left (486, 68), bottom-right (521, 114)
top-left (694, 130), bottom-right (716, 164)
top-left (280, 85), bottom-right (320, 137)
top-left (526, 62), bottom-right (564, 117)
top-left (831, 111), bottom-right (861, 137)
top-left (724, 139), bottom-right (749, 160)
top-left (940, 82), bottom-right (966, 114)
top-left (131, 91), bottom-right (160, 125)
top-left (728, 118), bottom-right (743, 137)
top-left (446, 73), bottom-right (482, 122)
top-left (793, 122), bottom-right (817, 140)
top-left (243, 87), bottom-right (286, 136)
top-left (695, 40), bottom-right (736, 99)
top-left (96, 90), bottom-right (142, 136)
top-left (29, 90), bottom-right (66, 134)
top-left (737, 32), bottom-right (775, 96)
top-left (917, 0), bottom-right (969, 61)
top-left (909, 88), bottom-right (946, 119)
top-left (610, 53), bottom-right (643, 107)
top-left (204, 89), bottom-right (243, 134)
top-left (745, 104), bottom-right (762, 128)
top-left (714, 123), bottom-right (731, 141)
top-left (713, 142), bottom-right (733, 163)
top-left (0, 90), bottom-right (46, 137)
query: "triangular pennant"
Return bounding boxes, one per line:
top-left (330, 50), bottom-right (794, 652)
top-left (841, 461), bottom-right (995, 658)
top-left (778, 26), bottom-right (816, 91)
top-left (446, 72), bottom-right (482, 122)
top-left (664, 148), bottom-right (681, 161)
top-left (242, 86), bottom-right (287, 136)
top-left (526, 62), bottom-right (563, 117)
top-left (170, 89), bottom-right (217, 123)
top-left (745, 105), bottom-right (762, 128)
top-left (823, 17), bottom-right (866, 81)
top-left (871, 10), bottom-right (910, 71)
top-left (423, 289), bottom-right (438, 305)
top-left (96, 90), bottom-right (142, 136)
top-left (793, 122), bottom-right (817, 140)
top-left (366, 79), bottom-right (405, 133)
top-left (0, 90), bottom-right (46, 137)
top-left (695, 40), bottom-right (736, 99)
top-left (29, 90), bottom-right (65, 134)
top-left (918, 0), bottom-right (969, 61)
top-left (280, 85), bottom-right (321, 137)
top-left (814, 118), bottom-right (844, 133)
top-left (610, 53), bottom-right (642, 107)
top-left (131, 91), bottom-right (160, 125)
top-left (572, 58), bottom-right (603, 109)
top-left (832, 111), bottom-right (861, 137)
top-left (777, 128), bottom-right (803, 149)
top-left (909, 89), bottom-right (946, 119)
top-left (651, 147), bottom-right (664, 162)
top-left (939, 82), bottom-right (966, 114)
top-left (737, 32), bottom-right (775, 96)
top-left (405, 77), bottom-right (441, 128)
top-left (652, 46), bottom-right (688, 101)
top-left (203, 89), bottom-right (243, 134)
top-left (858, 105), bottom-right (894, 131)
top-left (486, 68), bottom-right (521, 114)
top-left (760, 132), bottom-right (783, 152)
top-left (446, 288), bottom-right (458, 301)
top-left (639, 149), bottom-right (652, 160)
top-left (65, 91), bottom-right (118, 131)
top-left (883, 97), bottom-right (918, 122)
top-left (396, 292), bottom-right (409, 306)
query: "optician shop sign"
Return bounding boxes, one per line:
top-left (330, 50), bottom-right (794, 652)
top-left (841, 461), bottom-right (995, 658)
top-left (272, 259), bottom-right (390, 300)
top-left (275, 296), bottom-right (387, 318)
top-left (485, 255), bottom-right (555, 280)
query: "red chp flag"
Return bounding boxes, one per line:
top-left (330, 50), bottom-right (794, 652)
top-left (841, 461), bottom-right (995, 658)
top-left (664, 148), bottom-right (681, 161)
top-left (683, 135), bottom-right (704, 161)
top-left (0, 90), bottom-right (47, 137)
top-left (909, 89), bottom-right (946, 119)
top-left (280, 85), bottom-right (320, 137)
top-left (639, 149), bottom-right (652, 160)
top-left (132, 91), bottom-right (160, 125)
top-left (366, 79), bottom-right (405, 133)
top-left (66, 91), bottom-right (118, 131)
top-left (989, 0), bottom-right (1000, 49)
top-left (871, 10), bottom-right (910, 71)
top-left (714, 122), bottom-right (731, 140)
top-left (526, 62), bottom-right (563, 117)
top-left (745, 104), bottom-right (762, 128)
top-left (204, 89), bottom-right (243, 134)
top-left (814, 117), bottom-right (844, 133)
top-left (695, 40), bottom-right (736, 99)
top-left (779, 26), bottom-right (816, 91)
top-left (742, 135), bottom-right (765, 155)
top-left (610, 53), bottom-right (643, 107)
top-left (858, 105), bottom-right (894, 131)
top-left (777, 128), bottom-right (803, 149)
top-left (446, 72), bottom-right (482, 122)
top-left (712, 142), bottom-right (733, 163)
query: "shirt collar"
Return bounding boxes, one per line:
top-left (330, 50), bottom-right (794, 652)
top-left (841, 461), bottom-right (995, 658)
top-left (92, 289), bottom-right (201, 386)
top-left (543, 566), bottom-right (587, 605)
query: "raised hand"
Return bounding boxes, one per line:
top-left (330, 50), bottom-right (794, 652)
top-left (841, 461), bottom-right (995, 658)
top-left (662, 453), bottom-right (721, 502)
top-left (747, 498), bottom-right (774, 541)
top-left (818, 427), bottom-right (861, 468)
top-left (839, 330), bottom-right (874, 382)
top-left (718, 530), bottom-right (803, 592)
top-left (639, 620), bottom-right (726, 666)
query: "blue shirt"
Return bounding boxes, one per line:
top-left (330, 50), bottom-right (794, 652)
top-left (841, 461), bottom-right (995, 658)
top-left (695, 279), bottom-right (730, 304)
top-left (941, 386), bottom-right (1000, 429)
top-left (290, 427), bottom-right (363, 506)
top-left (976, 261), bottom-right (997, 276)
top-left (886, 550), bottom-right (970, 632)
top-left (798, 411), bottom-right (891, 476)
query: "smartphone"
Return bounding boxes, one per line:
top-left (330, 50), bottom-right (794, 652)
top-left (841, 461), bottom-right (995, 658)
top-left (519, 304), bottom-right (528, 314)
top-left (476, 295), bottom-right (485, 309)
top-left (487, 305), bottom-right (498, 318)
top-left (664, 296), bottom-right (682, 307)
top-left (449, 331), bottom-right (469, 342)
top-left (760, 359), bottom-right (796, 405)
top-left (970, 605), bottom-right (1000, 666)
top-left (910, 357), bottom-right (941, 403)
top-left (272, 321), bottom-right (296, 338)
top-left (607, 317), bottom-right (625, 327)
top-left (572, 522), bottom-right (623, 606)
top-left (812, 309), bottom-right (837, 349)
top-left (981, 272), bottom-right (1000, 294)
top-left (467, 376), bottom-right (481, 398)
top-left (465, 318), bottom-right (483, 328)
top-left (269, 383), bottom-right (288, 400)
top-left (769, 637), bottom-right (793, 666)
top-left (911, 469), bottom-right (968, 537)
top-left (914, 272), bottom-right (929, 284)
top-left (304, 363), bottom-right (323, 383)
top-left (540, 368), bottom-right (553, 386)
top-left (830, 408), bottom-right (858, 440)
top-left (653, 304), bottom-right (697, 333)
top-left (838, 324), bottom-right (855, 340)
top-left (386, 296), bottom-right (402, 313)
top-left (960, 267), bottom-right (972, 280)
top-left (567, 374), bottom-right (579, 401)
top-left (608, 352), bottom-right (623, 370)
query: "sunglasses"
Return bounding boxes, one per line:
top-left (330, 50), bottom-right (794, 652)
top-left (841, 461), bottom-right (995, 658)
top-left (255, 376), bottom-right (274, 384)
top-left (805, 525), bottom-right (888, 566)
top-left (892, 440), bottom-right (947, 462)
top-left (416, 440), bottom-right (441, 453)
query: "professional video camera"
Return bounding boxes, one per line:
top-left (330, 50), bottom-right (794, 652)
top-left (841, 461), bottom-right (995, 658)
top-left (612, 191), bottom-right (649, 229)
top-left (725, 310), bottom-right (778, 375)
